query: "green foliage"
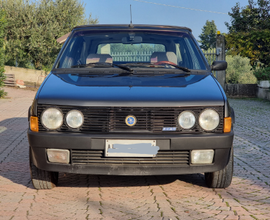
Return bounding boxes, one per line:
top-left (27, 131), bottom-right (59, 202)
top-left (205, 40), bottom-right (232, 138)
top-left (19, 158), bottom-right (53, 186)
top-left (2, 0), bottom-right (98, 71)
top-left (226, 55), bottom-right (257, 84)
top-left (225, 0), bottom-right (270, 67)
top-left (0, 9), bottom-right (7, 98)
top-left (253, 67), bottom-right (270, 81)
top-left (225, 0), bottom-right (270, 32)
top-left (198, 20), bottom-right (217, 50)
top-left (226, 29), bottom-right (270, 68)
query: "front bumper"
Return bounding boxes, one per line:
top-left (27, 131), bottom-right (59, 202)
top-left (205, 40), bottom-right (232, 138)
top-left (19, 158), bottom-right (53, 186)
top-left (28, 130), bottom-right (234, 175)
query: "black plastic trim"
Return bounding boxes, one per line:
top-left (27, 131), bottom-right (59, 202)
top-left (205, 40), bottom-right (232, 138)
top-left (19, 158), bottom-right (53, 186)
top-left (28, 130), bottom-right (233, 150)
top-left (29, 146), bottom-right (231, 175)
top-left (28, 129), bottom-right (233, 175)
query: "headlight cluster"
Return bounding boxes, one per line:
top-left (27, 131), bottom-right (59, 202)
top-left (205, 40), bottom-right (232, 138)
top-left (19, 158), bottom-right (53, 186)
top-left (41, 108), bottom-right (84, 130)
top-left (178, 109), bottom-right (220, 131)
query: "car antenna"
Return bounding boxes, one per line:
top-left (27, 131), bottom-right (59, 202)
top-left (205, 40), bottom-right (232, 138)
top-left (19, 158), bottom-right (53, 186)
top-left (129, 4), bottom-right (134, 28)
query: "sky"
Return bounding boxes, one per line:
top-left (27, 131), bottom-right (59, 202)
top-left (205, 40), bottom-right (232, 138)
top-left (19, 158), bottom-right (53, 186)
top-left (84, 0), bottom-right (250, 40)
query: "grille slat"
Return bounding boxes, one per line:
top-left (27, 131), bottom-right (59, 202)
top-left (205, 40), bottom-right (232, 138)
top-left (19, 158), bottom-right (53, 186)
top-left (37, 105), bottom-right (224, 133)
top-left (71, 150), bottom-right (190, 165)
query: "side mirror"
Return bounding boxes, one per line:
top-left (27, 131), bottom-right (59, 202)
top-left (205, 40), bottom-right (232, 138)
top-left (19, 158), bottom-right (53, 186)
top-left (211, 61), bottom-right (227, 71)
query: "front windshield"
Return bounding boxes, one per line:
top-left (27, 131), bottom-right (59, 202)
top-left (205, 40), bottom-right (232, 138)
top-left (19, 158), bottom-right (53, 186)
top-left (56, 30), bottom-right (207, 70)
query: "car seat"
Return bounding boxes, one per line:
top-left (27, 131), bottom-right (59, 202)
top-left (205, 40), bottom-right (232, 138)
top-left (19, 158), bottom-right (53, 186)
top-left (86, 54), bottom-right (113, 64)
top-left (150, 52), bottom-right (177, 64)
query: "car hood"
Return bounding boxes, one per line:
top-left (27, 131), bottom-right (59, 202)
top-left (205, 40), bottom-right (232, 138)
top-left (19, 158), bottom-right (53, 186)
top-left (37, 72), bottom-right (224, 107)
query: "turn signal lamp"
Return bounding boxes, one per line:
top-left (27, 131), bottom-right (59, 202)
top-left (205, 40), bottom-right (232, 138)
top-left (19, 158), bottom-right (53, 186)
top-left (223, 117), bottom-right (232, 133)
top-left (30, 116), bottom-right (39, 132)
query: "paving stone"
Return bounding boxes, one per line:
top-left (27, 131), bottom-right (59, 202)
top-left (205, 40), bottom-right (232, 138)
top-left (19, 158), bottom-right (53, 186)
top-left (1, 89), bottom-right (270, 219)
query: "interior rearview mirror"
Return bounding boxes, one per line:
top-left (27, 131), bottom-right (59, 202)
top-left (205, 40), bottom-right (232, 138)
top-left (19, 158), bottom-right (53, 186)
top-left (122, 36), bottom-right (143, 44)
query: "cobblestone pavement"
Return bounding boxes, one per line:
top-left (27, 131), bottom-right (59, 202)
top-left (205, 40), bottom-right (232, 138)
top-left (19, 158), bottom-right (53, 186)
top-left (0, 87), bottom-right (270, 220)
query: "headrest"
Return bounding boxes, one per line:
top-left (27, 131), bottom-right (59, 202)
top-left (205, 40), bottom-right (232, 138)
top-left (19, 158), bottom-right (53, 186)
top-left (86, 54), bottom-right (113, 64)
top-left (150, 52), bottom-right (177, 64)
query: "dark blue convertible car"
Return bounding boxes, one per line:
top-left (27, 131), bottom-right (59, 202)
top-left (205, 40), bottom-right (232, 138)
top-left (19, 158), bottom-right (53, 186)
top-left (27, 24), bottom-right (234, 189)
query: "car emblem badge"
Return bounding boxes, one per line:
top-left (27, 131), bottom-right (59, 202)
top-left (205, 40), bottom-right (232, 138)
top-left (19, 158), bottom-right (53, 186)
top-left (125, 115), bottom-right (137, 126)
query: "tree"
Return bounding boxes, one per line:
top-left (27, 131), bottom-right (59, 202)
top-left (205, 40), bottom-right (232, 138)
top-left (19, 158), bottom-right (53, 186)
top-left (198, 20), bottom-right (217, 50)
top-left (2, 0), bottom-right (98, 70)
top-left (0, 9), bottom-right (7, 98)
top-left (225, 0), bottom-right (270, 67)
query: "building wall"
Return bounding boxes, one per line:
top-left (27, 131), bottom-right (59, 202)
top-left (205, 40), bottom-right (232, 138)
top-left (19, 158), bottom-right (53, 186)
top-left (4, 66), bottom-right (47, 86)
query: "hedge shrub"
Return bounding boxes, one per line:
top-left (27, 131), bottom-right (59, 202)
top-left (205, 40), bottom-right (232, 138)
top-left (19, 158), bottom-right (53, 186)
top-left (226, 55), bottom-right (257, 84)
top-left (0, 9), bottom-right (7, 98)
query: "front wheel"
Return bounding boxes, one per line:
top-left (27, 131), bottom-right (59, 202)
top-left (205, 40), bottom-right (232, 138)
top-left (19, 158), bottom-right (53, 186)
top-left (205, 146), bottom-right (234, 188)
top-left (29, 148), bottom-right (58, 190)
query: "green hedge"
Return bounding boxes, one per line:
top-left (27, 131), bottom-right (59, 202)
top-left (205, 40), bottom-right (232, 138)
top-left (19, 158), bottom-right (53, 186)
top-left (253, 67), bottom-right (270, 81)
top-left (226, 55), bottom-right (257, 84)
top-left (0, 9), bottom-right (7, 98)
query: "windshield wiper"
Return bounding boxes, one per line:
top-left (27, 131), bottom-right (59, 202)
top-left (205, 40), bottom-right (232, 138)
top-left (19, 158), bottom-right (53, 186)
top-left (71, 62), bottom-right (133, 72)
top-left (168, 73), bottom-right (190, 78)
top-left (120, 62), bottom-right (190, 72)
top-left (120, 63), bottom-right (164, 68)
top-left (113, 64), bottom-right (133, 73)
top-left (155, 62), bottom-right (190, 72)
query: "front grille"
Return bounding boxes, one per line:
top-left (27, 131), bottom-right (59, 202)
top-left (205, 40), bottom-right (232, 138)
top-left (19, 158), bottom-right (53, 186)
top-left (37, 105), bottom-right (224, 133)
top-left (71, 149), bottom-right (190, 166)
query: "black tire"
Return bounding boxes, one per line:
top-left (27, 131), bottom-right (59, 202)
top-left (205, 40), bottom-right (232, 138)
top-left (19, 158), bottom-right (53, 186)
top-left (205, 146), bottom-right (233, 188)
top-left (29, 149), bottom-right (58, 190)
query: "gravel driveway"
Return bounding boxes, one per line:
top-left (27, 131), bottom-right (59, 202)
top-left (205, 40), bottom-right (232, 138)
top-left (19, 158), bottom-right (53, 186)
top-left (0, 87), bottom-right (270, 220)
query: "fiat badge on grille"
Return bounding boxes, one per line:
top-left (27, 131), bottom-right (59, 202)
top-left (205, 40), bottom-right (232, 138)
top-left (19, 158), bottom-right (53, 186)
top-left (125, 115), bottom-right (137, 126)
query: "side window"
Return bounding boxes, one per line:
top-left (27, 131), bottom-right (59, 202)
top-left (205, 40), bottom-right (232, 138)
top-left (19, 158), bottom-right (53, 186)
top-left (184, 38), bottom-right (201, 69)
top-left (57, 37), bottom-right (86, 68)
top-left (97, 44), bottom-right (111, 54)
top-left (176, 38), bottom-right (206, 70)
top-left (175, 43), bottom-right (183, 64)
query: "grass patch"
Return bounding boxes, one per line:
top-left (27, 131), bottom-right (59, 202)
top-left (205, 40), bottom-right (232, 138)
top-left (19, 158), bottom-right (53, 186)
top-left (171, 207), bottom-right (176, 213)
top-left (234, 198), bottom-right (240, 203)
top-left (250, 215), bottom-right (259, 220)
top-left (242, 206), bottom-right (249, 211)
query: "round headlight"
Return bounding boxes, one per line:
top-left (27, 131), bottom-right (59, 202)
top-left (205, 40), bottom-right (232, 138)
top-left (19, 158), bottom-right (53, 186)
top-left (199, 109), bottom-right (220, 131)
top-left (178, 111), bottom-right (196, 129)
top-left (41, 108), bottom-right (63, 130)
top-left (66, 110), bottom-right (84, 128)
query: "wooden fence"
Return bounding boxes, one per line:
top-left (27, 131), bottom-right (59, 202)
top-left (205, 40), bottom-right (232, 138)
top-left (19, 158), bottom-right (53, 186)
top-left (202, 48), bottom-right (217, 65)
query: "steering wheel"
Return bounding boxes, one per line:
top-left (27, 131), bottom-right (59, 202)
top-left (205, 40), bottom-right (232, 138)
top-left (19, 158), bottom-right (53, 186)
top-left (154, 61), bottom-right (176, 65)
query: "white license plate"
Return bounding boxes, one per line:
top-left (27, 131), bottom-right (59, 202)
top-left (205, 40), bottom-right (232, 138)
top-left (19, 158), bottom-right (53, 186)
top-left (105, 140), bottom-right (159, 157)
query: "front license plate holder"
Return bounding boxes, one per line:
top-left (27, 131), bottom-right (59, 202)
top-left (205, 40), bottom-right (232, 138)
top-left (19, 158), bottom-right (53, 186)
top-left (105, 140), bottom-right (159, 157)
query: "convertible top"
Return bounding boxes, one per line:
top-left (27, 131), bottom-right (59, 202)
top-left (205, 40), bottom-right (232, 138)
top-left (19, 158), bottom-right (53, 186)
top-left (72, 24), bottom-right (192, 33)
